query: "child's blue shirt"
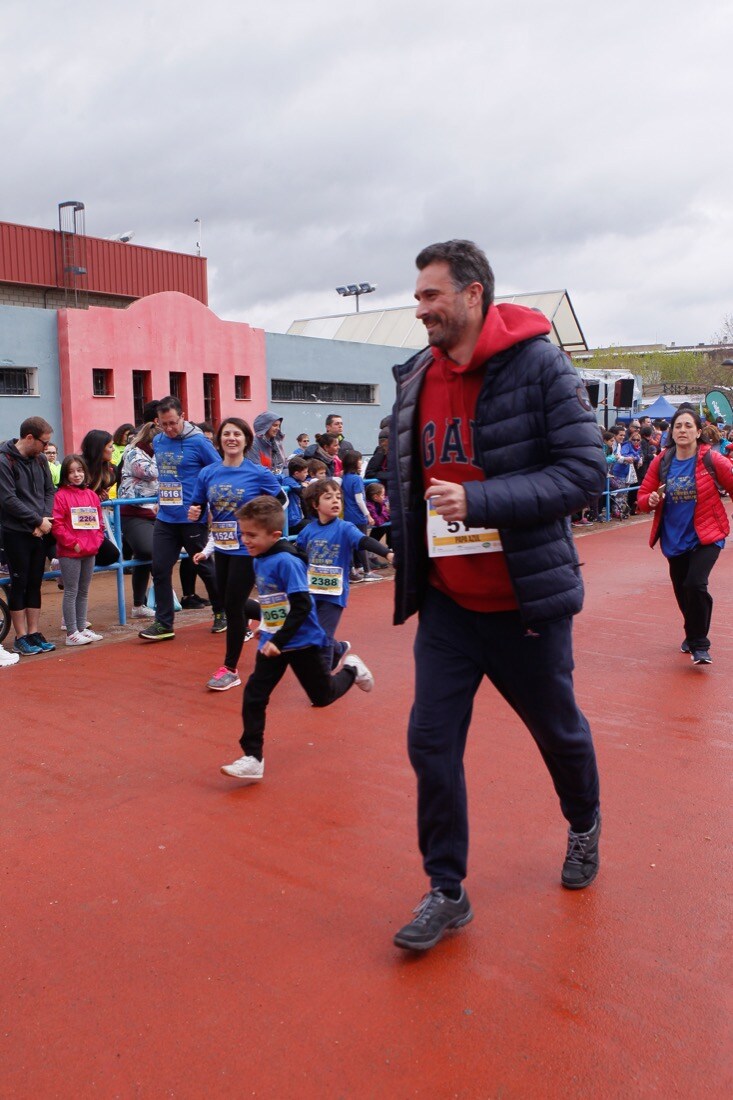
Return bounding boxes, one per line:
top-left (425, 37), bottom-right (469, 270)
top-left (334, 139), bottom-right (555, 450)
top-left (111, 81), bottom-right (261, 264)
top-left (341, 472), bottom-right (368, 526)
top-left (254, 547), bottom-right (327, 650)
top-left (296, 516), bottom-right (365, 608)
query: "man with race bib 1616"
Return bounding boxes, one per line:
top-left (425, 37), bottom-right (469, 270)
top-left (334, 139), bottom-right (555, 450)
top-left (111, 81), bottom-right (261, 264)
top-left (388, 240), bottom-right (607, 952)
top-left (139, 396), bottom-right (225, 642)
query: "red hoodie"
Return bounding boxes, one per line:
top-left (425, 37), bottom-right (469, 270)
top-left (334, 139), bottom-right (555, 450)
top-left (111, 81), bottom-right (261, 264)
top-left (419, 303), bottom-right (552, 612)
top-left (52, 485), bottom-right (105, 558)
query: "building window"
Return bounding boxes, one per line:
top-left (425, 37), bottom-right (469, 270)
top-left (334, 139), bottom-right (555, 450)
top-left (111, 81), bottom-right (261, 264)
top-left (93, 368), bottom-right (114, 396)
top-left (234, 375), bottom-right (251, 400)
top-left (203, 373), bottom-right (220, 426)
top-left (169, 371), bottom-right (188, 408)
top-left (0, 367), bottom-right (39, 396)
top-left (132, 370), bottom-right (152, 424)
top-left (270, 380), bottom-right (377, 404)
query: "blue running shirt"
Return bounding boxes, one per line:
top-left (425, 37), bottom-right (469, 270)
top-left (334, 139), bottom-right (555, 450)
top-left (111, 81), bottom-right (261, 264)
top-left (253, 549), bottom-right (327, 650)
top-left (193, 460), bottom-right (281, 554)
top-left (297, 517), bottom-right (365, 608)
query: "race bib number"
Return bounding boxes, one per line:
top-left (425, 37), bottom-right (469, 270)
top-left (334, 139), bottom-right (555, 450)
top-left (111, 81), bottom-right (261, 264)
top-left (426, 500), bottom-right (503, 558)
top-left (159, 483), bottom-right (183, 507)
top-left (211, 520), bottom-right (240, 551)
top-left (259, 592), bottom-right (290, 634)
top-left (70, 506), bottom-right (100, 531)
top-left (307, 564), bottom-right (343, 596)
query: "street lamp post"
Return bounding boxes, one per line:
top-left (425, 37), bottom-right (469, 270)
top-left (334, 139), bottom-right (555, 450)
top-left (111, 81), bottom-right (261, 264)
top-left (336, 282), bottom-right (377, 313)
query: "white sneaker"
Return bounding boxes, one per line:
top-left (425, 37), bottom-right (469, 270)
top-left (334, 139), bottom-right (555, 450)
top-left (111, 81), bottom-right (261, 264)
top-left (220, 755), bottom-right (264, 780)
top-left (131, 604), bottom-right (155, 619)
top-left (343, 653), bottom-right (374, 692)
top-left (81, 628), bottom-right (103, 642)
top-left (0, 646), bottom-right (20, 667)
top-left (66, 631), bottom-right (92, 646)
top-left (61, 619), bottom-right (91, 632)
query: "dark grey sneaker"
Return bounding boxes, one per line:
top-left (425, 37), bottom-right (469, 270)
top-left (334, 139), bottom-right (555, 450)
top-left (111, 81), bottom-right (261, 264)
top-left (692, 649), bottom-right (712, 665)
top-left (561, 812), bottom-right (601, 889)
top-left (211, 612), bottom-right (227, 634)
top-left (138, 620), bottom-right (175, 641)
top-left (680, 640), bottom-right (690, 654)
top-left (393, 887), bottom-right (473, 951)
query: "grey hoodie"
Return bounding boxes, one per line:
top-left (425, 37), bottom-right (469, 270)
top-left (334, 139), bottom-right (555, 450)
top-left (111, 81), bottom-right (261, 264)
top-left (250, 411), bottom-right (287, 474)
top-left (0, 438), bottom-right (55, 533)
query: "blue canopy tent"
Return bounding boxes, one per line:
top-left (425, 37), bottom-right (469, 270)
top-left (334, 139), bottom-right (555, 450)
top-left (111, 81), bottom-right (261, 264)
top-left (642, 394), bottom-right (678, 419)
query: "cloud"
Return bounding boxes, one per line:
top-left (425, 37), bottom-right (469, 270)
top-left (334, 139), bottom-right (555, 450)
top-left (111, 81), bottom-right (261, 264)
top-left (2, 0), bottom-right (730, 347)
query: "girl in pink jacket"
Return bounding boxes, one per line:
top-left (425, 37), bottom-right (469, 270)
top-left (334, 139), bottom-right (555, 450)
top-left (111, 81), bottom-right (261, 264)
top-left (52, 455), bottom-right (105, 646)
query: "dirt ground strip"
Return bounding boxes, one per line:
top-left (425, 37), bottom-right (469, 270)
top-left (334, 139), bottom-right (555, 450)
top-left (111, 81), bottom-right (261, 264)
top-left (2, 516), bottom-right (731, 1098)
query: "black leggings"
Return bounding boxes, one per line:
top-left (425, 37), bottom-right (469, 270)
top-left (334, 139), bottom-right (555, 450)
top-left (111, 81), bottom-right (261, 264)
top-left (3, 529), bottom-right (47, 611)
top-left (214, 553), bottom-right (261, 670)
top-left (667, 543), bottom-right (721, 651)
top-left (121, 515), bottom-right (154, 606)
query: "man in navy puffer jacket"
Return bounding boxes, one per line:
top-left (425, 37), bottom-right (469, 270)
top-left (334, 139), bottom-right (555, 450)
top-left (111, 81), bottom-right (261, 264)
top-left (388, 240), bottom-right (607, 952)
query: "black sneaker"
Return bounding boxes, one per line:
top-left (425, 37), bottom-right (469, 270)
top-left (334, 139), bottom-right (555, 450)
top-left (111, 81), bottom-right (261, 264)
top-left (692, 649), bottom-right (712, 665)
top-left (211, 612), bottom-right (227, 634)
top-left (393, 887), bottom-right (473, 951)
top-left (180, 594), bottom-right (211, 610)
top-left (27, 632), bottom-right (56, 652)
top-left (680, 640), bottom-right (690, 654)
top-left (138, 620), bottom-right (175, 641)
top-left (561, 812), bottom-right (601, 889)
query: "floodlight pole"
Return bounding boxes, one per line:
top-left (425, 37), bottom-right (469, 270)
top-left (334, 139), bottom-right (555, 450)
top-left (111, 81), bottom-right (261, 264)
top-left (335, 282), bottom-right (377, 313)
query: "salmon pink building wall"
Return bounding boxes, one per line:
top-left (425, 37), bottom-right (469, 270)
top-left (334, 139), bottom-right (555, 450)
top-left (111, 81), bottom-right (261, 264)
top-left (57, 292), bottom-right (266, 450)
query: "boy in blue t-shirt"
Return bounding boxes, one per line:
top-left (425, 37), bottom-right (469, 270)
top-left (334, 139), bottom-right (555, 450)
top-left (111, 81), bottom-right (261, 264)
top-left (279, 455), bottom-right (309, 535)
top-left (297, 479), bottom-right (394, 671)
top-left (220, 496), bottom-right (374, 781)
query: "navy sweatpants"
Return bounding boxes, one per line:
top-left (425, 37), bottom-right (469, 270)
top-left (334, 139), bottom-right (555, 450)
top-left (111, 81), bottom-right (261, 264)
top-left (408, 587), bottom-right (600, 891)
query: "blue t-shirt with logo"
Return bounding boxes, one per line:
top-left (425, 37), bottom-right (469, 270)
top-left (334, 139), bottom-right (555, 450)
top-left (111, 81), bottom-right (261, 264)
top-left (253, 548), bottom-right (327, 651)
top-left (280, 475), bottom-right (305, 528)
top-left (661, 456), bottom-right (699, 557)
top-left (153, 427), bottom-right (221, 524)
top-left (341, 472), bottom-right (368, 527)
top-left (192, 459), bottom-right (281, 555)
top-left (296, 516), bottom-right (365, 608)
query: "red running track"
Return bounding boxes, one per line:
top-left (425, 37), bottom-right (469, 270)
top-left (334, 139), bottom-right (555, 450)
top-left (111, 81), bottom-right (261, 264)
top-left (1, 519), bottom-right (731, 1097)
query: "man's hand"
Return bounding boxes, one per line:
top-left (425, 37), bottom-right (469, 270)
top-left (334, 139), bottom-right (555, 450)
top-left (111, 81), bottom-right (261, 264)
top-left (39, 517), bottom-right (52, 535)
top-left (425, 478), bottom-right (468, 522)
top-left (187, 505), bottom-right (202, 522)
top-left (260, 639), bottom-right (281, 658)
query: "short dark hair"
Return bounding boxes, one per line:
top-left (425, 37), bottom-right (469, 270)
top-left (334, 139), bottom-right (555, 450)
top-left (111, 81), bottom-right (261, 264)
top-left (640, 425), bottom-right (653, 439)
top-left (236, 495), bottom-right (284, 532)
top-left (157, 395), bottom-right (183, 416)
top-left (325, 414), bottom-right (342, 428)
top-left (307, 458), bottom-right (327, 477)
top-left (142, 400), bottom-right (160, 423)
top-left (59, 454), bottom-right (89, 488)
top-left (20, 416), bottom-right (53, 440)
top-left (415, 239), bottom-right (495, 315)
top-left (288, 456), bottom-right (308, 476)
top-left (341, 449), bottom-right (362, 474)
top-left (215, 417), bottom-right (253, 454)
top-left (303, 478), bottom-right (341, 511)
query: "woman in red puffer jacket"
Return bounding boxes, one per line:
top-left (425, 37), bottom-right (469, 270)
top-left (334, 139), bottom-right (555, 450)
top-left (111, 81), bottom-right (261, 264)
top-left (638, 407), bottom-right (733, 665)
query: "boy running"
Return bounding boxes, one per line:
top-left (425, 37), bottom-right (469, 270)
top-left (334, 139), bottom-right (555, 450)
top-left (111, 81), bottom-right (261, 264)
top-left (297, 479), bottom-right (393, 670)
top-left (220, 496), bottom-right (374, 781)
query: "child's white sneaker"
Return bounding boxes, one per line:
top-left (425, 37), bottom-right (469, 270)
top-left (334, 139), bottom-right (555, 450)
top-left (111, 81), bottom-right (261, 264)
top-left (66, 631), bottom-right (92, 646)
top-left (80, 628), bottom-right (103, 642)
top-left (220, 755), bottom-right (264, 780)
top-left (131, 604), bottom-right (155, 619)
top-left (343, 653), bottom-right (374, 692)
top-left (0, 646), bottom-right (20, 667)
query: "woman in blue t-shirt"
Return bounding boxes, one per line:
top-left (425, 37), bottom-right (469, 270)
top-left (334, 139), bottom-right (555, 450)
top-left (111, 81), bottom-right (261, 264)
top-left (638, 407), bottom-right (733, 665)
top-left (189, 418), bottom-right (282, 691)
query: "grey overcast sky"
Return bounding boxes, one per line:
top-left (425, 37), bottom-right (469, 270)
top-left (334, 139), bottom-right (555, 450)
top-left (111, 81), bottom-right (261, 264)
top-left (2, 0), bottom-right (730, 348)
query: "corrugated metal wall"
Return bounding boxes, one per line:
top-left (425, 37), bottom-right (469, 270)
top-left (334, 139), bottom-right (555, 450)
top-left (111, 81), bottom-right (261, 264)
top-left (0, 221), bottom-right (207, 304)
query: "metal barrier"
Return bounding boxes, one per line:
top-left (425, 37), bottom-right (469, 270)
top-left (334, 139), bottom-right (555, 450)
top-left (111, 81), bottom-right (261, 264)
top-left (0, 485), bottom-right (394, 627)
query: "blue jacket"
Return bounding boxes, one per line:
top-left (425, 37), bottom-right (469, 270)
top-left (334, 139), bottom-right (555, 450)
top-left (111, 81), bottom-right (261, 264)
top-left (388, 335), bottom-right (606, 627)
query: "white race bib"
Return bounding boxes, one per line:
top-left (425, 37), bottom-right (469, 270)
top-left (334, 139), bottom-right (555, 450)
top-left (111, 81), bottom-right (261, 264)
top-left (307, 564), bottom-right (344, 596)
top-left (426, 500), bottom-right (502, 558)
top-left (211, 520), bottom-right (240, 551)
top-left (259, 592), bottom-right (290, 634)
top-left (70, 506), bottom-right (100, 530)
top-left (159, 482), bottom-right (183, 507)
